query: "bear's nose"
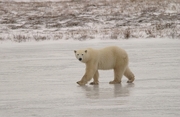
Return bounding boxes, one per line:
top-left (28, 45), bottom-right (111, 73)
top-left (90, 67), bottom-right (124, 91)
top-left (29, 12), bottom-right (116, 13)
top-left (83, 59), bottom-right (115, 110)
top-left (79, 58), bottom-right (82, 61)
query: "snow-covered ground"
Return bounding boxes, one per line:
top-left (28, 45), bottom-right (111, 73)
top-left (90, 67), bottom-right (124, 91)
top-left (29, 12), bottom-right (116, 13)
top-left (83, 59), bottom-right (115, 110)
top-left (0, 39), bottom-right (180, 117)
top-left (0, 0), bottom-right (180, 42)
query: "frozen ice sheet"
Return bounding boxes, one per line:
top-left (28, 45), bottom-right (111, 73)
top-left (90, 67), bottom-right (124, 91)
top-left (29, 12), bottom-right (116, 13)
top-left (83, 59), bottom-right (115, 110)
top-left (0, 39), bottom-right (180, 117)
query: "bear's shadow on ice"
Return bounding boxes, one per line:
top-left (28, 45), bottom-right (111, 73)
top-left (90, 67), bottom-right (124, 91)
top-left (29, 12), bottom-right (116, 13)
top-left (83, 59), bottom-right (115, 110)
top-left (79, 83), bottom-right (134, 99)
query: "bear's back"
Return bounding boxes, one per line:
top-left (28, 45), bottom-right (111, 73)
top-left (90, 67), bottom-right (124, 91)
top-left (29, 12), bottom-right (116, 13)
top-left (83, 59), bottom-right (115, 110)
top-left (97, 46), bottom-right (128, 70)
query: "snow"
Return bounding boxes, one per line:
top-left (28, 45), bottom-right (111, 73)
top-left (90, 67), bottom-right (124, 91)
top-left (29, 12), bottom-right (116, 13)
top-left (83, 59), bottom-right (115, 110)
top-left (0, 39), bottom-right (180, 117)
top-left (0, 0), bottom-right (180, 42)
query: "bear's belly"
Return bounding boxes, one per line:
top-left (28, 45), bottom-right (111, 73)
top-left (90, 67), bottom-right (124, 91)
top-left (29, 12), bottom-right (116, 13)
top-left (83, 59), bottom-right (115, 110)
top-left (98, 62), bottom-right (115, 70)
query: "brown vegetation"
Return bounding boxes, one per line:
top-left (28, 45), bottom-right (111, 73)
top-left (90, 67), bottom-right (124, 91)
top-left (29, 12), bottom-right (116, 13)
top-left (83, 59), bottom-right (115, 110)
top-left (0, 0), bottom-right (179, 42)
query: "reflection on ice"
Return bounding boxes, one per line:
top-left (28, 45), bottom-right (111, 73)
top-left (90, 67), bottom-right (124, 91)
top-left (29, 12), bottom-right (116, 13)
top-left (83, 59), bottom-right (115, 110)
top-left (79, 83), bottom-right (134, 99)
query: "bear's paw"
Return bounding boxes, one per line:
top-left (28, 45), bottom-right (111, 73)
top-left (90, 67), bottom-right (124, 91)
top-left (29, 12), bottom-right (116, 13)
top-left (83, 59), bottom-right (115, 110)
top-left (77, 81), bottom-right (86, 86)
top-left (109, 80), bottom-right (121, 84)
top-left (89, 82), bottom-right (99, 85)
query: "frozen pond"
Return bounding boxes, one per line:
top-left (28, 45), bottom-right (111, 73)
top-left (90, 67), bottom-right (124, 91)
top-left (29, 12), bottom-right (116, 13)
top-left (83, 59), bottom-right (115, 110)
top-left (0, 39), bottom-right (180, 117)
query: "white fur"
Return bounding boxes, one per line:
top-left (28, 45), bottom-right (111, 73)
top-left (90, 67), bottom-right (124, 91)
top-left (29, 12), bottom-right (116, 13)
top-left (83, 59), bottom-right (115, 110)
top-left (74, 46), bottom-right (135, 85)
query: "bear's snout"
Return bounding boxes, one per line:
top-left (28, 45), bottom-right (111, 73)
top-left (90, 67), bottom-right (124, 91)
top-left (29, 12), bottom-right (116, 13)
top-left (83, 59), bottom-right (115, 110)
top-left (79, 58), bottom-right (82, 61)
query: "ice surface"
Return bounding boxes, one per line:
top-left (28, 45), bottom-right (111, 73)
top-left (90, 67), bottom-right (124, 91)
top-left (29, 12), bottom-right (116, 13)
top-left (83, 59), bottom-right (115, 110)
top-left (0, 39), bottom-right (180, 117)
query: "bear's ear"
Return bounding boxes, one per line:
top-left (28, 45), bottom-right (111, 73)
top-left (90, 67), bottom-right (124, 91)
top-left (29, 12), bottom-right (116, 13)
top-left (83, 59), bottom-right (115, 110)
top-left (85, 50), bottom-right (87, 53)
top-left (74, 50), bottom-right (76, 53)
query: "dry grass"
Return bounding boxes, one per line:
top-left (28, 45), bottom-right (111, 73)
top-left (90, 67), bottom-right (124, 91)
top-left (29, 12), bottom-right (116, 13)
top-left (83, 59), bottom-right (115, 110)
top-left (0, 0), bottom-right (180, 42)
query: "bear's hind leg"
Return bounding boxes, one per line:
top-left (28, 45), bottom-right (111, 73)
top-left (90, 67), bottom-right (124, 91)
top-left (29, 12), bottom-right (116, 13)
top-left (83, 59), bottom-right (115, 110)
top-left (90, 70), bottom-right (99, 85)
top-left (109, 68), bottom-right (124, 84)
top-left (124, 67), bottom-right (135, 83)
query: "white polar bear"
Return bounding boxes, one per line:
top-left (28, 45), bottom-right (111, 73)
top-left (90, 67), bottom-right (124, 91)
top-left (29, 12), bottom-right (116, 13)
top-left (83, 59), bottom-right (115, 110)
top-left (74, 46), bottom-right (135, 86)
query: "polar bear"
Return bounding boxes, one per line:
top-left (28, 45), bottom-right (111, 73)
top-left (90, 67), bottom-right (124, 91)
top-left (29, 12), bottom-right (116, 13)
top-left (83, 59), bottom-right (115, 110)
top-left (74, 46), bottom-right (135, 86)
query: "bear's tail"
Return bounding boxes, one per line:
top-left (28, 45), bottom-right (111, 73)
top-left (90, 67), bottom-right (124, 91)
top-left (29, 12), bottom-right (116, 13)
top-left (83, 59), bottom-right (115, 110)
top-left (124, 66), bottom-right (135, 83)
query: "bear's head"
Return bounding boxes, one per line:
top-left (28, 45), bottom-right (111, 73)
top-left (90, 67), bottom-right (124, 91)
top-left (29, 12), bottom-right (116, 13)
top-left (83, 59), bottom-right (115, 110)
top-left (74, 49), bottom-right (88, 63)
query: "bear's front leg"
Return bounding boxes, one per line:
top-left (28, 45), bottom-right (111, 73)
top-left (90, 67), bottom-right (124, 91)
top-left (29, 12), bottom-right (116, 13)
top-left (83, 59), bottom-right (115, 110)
top-left (89, 70), bottom-right (99, 85)
top-left (77, 63), bottom-right (97, 86)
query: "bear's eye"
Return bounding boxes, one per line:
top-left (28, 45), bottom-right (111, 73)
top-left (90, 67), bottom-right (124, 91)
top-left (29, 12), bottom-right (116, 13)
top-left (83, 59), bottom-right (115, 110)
top-left (77, 54), bottom-right (79, 56)
top-left (82, 54), bottom-right (83, 56)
